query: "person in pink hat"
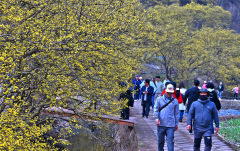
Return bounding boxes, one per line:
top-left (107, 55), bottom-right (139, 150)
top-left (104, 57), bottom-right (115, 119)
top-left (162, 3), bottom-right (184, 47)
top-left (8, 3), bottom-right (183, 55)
top-left (232, 85), bottom-right (239, 100)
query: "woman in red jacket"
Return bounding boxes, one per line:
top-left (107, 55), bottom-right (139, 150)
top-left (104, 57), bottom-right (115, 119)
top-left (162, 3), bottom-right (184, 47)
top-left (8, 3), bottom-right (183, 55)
top-left (161, 82), bottom-right (183, 104)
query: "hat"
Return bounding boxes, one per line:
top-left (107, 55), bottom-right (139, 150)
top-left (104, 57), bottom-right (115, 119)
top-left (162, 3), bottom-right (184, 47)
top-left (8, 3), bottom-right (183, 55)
top-left (166, 84), bottom-right (175, 93)
top-left (135, 75), bottom-right (139, 77)
top-left (139, 77), bottom-right (143, 80)
top-left (199, 88), bottom-right (209, 94)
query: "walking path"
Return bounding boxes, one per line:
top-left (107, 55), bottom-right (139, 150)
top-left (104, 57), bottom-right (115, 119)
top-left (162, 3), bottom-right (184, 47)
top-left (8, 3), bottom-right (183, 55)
top-left (129, 100), bottom-right (234, 151)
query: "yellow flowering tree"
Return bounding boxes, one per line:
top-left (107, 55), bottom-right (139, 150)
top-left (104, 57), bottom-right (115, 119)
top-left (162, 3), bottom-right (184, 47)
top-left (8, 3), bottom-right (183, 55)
top-left (0, 0), bottom-right (146, 149)
top-left (144, 2), bottom-right (240, 83)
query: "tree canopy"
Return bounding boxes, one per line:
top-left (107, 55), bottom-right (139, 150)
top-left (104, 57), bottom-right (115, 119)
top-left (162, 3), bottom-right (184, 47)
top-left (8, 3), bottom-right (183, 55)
top-left (143, 2), bottom-right (240, 86)
top-left (0, 0), bottom-right (145, 149)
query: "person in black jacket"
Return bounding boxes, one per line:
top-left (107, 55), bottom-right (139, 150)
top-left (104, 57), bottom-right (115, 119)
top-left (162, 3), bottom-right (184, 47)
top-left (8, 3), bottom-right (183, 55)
top-left (206, 82), bottom-right (221, 134)
top-left (217, 82), bottom-right (224, 99)
top-left (207, 82), bottom-right (221, 111)
top-left (132, 75), bottom-right (141, 101)
top-left (141, 79), bottom-right (154, 118)
top-left (119, 89), bottom-right (134, 120)
top-left (183, 79), bottom-right (200, 112)
top-left (183, 79), bottom-right (200, 133)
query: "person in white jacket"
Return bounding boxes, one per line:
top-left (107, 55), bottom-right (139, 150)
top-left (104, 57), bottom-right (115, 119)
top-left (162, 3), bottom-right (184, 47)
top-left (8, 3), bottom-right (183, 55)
top-left (178, 82), bottom-right (186, 122)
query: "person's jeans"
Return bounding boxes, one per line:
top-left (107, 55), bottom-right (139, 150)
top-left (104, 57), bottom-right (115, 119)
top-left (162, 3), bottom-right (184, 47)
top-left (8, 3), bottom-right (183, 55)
top-left (194, 136), bottom-right (212, 151)
top-left (139, 92), bottom-right (142, 100)
top-left (142, 101), bottom-right (151, 117)
top-left (157, 126), bottom-right (175, 151)
top-left (179, 110), bottom-right (184, 121)
top-left (218, 91), bottom-right (222, 99)
top-left (152, 94), bottom-right (155, 109)
top-left (234, 93), bottom-right (238, 100)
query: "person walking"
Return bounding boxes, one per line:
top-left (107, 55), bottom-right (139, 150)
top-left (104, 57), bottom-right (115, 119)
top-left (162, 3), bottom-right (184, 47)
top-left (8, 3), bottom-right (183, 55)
top-left (119, 89), bottom-right (134, 120)
top-left (154, 83), bottom-right (179, 151)
top-left (161, 81), bottom-right (183, 104)
top-left (150, 77), bottom-right (157, 109)
top-left (132, 75), bottom-right (141, 101)
top-left (183, 79), bottom-right (200, 133)
top-left (217, 82), bottom-right (224, 100)
top-left (187, 88), bottom-right (219, 151)
top-left (207, 82), bottom-right (221, 111)
top-left (139, 77), bottom-right (143, 100)
top-left (202, 81), bottom-right (207, 89)
top-left (141, 79), bottom-right (154, 118)
top-left (163, 78), bottom-right (170, 89)
top-left (232, 85), bottom-right (239, 100)
top-left (154, 76), bottom-right (164, 108)
top-left (206, 82), bottom-right (221, 134)
top-left (178, 82), bottom-right (187, 122)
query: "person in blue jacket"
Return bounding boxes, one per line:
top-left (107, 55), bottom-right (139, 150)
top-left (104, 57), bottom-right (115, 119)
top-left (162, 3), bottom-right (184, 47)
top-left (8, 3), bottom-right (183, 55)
top-left (132, 75), bottom-right (141, 101)
top-left (141, 79), bottom-right (154, 118)
top-left (154, 83), bottom-right (179, 151)
top-left (217, 82), bottom-right (224, 99)
top-left (187, 88), bottom-right (219, 151)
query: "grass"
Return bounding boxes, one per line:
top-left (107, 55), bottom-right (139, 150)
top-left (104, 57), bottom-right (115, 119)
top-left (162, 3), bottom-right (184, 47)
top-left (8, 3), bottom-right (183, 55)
top-left (219, 118), bottom-right (240, 150)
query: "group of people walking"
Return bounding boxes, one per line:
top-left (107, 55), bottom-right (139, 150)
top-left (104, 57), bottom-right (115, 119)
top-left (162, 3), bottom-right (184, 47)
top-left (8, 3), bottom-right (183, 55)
top-left (120, 75), bottom-right (240, 150)
top-left (132, 75), bottom-right (223, 151)
top-left (203, 80), bottom-right (239, 101)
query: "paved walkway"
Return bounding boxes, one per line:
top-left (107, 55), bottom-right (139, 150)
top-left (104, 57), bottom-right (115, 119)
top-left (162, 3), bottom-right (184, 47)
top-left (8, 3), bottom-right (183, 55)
top-left (129, 100), bottom-right (234, 151)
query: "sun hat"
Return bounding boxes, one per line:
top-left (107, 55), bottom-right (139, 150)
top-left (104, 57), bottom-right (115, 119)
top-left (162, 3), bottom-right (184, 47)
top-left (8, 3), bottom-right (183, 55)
top-left (166, 84), bottom-right (175, 93)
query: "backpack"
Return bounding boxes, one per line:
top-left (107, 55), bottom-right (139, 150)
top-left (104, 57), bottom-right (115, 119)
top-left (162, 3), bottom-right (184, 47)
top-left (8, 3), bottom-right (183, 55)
top-left (209, 92), bottom-right (214, 100)
top-left (176, 89), bottom-right (180, 99)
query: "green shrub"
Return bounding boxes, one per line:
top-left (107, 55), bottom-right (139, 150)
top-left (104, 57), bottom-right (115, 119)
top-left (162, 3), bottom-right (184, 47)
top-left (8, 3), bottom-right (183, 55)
top-left (219, 119), bottom-right (240, 146)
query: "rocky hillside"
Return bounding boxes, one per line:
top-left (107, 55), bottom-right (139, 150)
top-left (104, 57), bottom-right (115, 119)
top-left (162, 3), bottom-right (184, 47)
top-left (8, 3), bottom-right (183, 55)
top-left (217, 0), bottom-right (240, 32)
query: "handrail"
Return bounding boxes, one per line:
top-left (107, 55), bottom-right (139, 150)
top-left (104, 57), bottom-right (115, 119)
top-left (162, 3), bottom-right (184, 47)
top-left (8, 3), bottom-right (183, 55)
top-left (42, 110), bottom-right (134, 127)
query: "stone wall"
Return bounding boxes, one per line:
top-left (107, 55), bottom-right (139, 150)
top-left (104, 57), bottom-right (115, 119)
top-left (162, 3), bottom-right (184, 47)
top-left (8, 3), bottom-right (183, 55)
top-left (221, 99), bottom-right (240, 110)
top-left (113, 125), bottom-right (138, 151)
